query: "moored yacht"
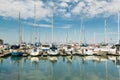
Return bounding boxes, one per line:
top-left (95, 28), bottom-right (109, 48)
top-left (41, 44), bottom-right (50, 56)
top-left (63, 43), bottom-right (74, 55)
top-left (30, 42), bottom-right (42, 56)
top-left (10, 45), bottom-right (24, 56)
top-left (48, 43), bottom-right (59, 56)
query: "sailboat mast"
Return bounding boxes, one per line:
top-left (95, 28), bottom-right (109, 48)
top-left (46, 32), bottom-right (48, 43)
top-left (52, 8), bottom-right (54, 43)
top-left (67, 30), bottom-right (69, 43)
top-left (94, 32), bottom-right (96, 44)
top-left (39, 28), bottom-right (40, 43)
top-left (118, 12), bottom-right (120, 43)
top-left (80, 17), bottom-right (82, 43)
top-left (34, 4), bottom-right (37, 43)
top-left (74, 29), bottom-right (76, 43)
top-left (80, 16), bottom-right (85, 44)
top-left (18, 12), bottom-right (22, 44)
top-left (104, 19), bottom-right (107, 44)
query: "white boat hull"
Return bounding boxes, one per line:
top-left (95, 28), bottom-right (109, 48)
top-left (48, 50), bottom-right (59, 56)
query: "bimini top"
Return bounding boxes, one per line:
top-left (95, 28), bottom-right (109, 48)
top-left (80, 43), bottom-right (88, 47)
top-left (11, 45), bottom-right (20, 49)
top-left (34, 42), bottom-right (41, 47)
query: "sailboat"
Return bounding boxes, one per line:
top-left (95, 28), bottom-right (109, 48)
top-left (30, 42), bottom-right (42, 56)
top-left (30, 5), bottom-right (41, 56)
top-left (10, 12), bottom-right (24, 56)
top-left (79, 16), bottom-right (93, 56)
top-left (48, 43), bottom-right (58, 56)
top-left (101, 13), bottom-right (120, 55)
top-left (41, 33), bottom-right (50, 56)
top-left (95, 19), bottom-right (109, 54)
top-left (47, 8), bottom-right (59, 56)
top-left (65, 30), bottom-right (74, 55)
top-left (10, 45), bottom-right (24, 56)
top-left (113, 12), bottom-right (120, 55)
top-left (63, 43), bottom-right (74, 55)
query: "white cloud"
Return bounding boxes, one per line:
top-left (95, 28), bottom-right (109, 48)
top-left (59, 2), bottom-right (68, 8)
top-left (47, 1), bottom-right (54, 7)
top-left (62, 25), bottom-right (71, 29)
top-left (84, 1), bottom-right (107, 17)
top-left (0, 0), bottom-right (120, 20)
top-left (71, 2), bottom-right (85, 14)
top-left (61, 0), bottom-right (72, 2)
top-left (85, 0), bottom-right (94, 3)
top-left (0, 0), bottom-right (51, 20)
top-left (58, 8), bottom-right (67, 13)
top-left (64, 13), bottom-right (71, 18)
top-left (73, 0), bottom-right (79, 3)
top-left (24, 22), bottom-right (51, 28)
top-left (105, 0), bottom-right (120, 14)
top-left (71, 0), bottom-right (120, 17)
top-left (36, 24), bottom-right (51, 28)
top-left (57, 25), bottom-right (71, 29)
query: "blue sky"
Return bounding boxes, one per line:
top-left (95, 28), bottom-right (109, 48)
top-left (0, 0), bottom-right (120, 44)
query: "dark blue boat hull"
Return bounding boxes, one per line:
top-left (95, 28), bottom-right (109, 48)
top-left (11, 52), bottom-right (24, 56)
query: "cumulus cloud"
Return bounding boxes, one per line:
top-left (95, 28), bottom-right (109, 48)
top-left (73, 0), bottom-right (79, 3)
top-left (64, 13), bottom-right (71, 18)
top-left (0, 0), bottom-right (120, 20)
top-left (59, 2), bottom-right (68, 8)
top-left (47, 1), bottom-right (54, 7)
top-left (71, 2), bottom-right (85, 15)
top-left (0, 0), bottom-right (51, 20)
top-left (71, 0), bottom-right (120, 17)
top-left (61, 0), bottom-right (72, 3)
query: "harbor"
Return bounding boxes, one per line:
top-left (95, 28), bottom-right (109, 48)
top-left (0, 41), bottom-right (120, 57)
top-left (0, 0), bottom-right (120, 80)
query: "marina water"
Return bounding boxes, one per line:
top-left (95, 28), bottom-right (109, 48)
top-left (0, 56), bottom-right (119, 80)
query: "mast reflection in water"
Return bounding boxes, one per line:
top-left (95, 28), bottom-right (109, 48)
top-left (0, 56), bottom-right (119, 80)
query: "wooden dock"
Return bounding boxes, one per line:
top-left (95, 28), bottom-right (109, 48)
top-left (23, 53), bottom-right (29, 57)
top-left (0, 52), bottom-right (10, 57)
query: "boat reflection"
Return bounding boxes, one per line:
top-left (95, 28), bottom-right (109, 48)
top-left (66, 56), bottom-right (73, 63)
top-left (30, 57), bottom-right (40, 64)
top-left (0, 57), bottom-right (3, 64)
top-left (10, 56), bottom-right (23, 80)
top-left (116, 58), bottom-right (120, 80)
top-left (47, 56), bottom-right (58, 62)
top-left (0, 56), bottom-right (120, 80)
top-left (10, 56), bottom-right (22, 64)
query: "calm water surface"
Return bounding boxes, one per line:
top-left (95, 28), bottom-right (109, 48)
top-left (0, 56), bottom-right (120, 80)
